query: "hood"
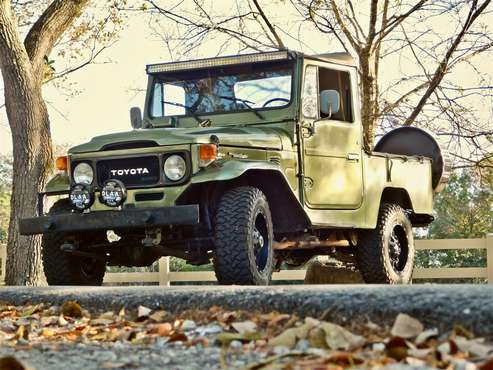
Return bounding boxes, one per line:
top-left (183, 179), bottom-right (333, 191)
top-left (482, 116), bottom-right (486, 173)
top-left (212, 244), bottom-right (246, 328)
top-left (69, 126), bottom-right (284, 154)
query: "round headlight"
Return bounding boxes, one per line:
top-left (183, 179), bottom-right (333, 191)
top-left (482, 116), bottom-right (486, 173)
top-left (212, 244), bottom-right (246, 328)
top-left (69, 184), bottom-right (94, 211)
top-left (164, 155), bottom-right (186, 181)
top-left (73, 162), bottom-right (94, 184)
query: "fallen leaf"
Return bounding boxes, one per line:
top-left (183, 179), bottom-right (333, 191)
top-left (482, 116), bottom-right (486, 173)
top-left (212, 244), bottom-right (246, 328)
top-left (156, 323), bottom-right (172, 336)
top-left (40, 316), bottom-right (58, 327)
top-left (407, 346), bottom-right (433, 359)
top-left (243, 352), bottom-right (306, 370)
top-left (60, 301), bottom-right (82, 318)
top-left (232, 321), bottom-right (257, 334)
top-left (58, 315), bottom-right (68, 326)
top-left (41, 328), bottom-right (56, 338)
top-left (455, 336), bottom-right (493, 358)
top-left (406, 357), bottom-right (427, 366)
top-left (454, 324), bottom-right (474, 340)
top-left (118, 307), bottom-right (126, 318)
top-left (391, 314), bottom-right (424, 339)
top-left (167, 332), bottom-right (188, 343)
top-left (216, 332), bottom-right (262, 345)
top-left (0, 356), bottom-right (27, 370)
top-left (21, 304), bottom-right (43, 317)
top-left (149, 310), bottom-right (167, 322)
top-left (91, 318), bottom-right (114, 326)
top-left (415, 328), bottom-right (439, 345)
top-left (137, 305), bottom-right (152, 320)
top-left (480, 358), bottom-right (493, 370)
top-left (308, 327), bottom-right (327, 349)
top-left (99, 311), bottom-right (115, 320)
top-left (321, 322), bottom-right (365, 350)
top-left (269, 327), bottom-right (298, 348)
top-left (14, 325), bottom-right (28, 341)
top-left (328, 351), bottom-right (364, 366)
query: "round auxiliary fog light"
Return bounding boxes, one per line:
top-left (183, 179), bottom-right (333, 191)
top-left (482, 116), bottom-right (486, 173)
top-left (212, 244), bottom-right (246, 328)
top-left (69, 183), bottom-right (94, 211)
top-left (99, 179), bottom-right (127, 208)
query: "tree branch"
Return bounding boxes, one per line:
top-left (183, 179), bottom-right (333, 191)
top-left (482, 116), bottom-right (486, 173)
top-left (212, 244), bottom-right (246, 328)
top-left (23, 0), bottom-right (90, 76)
top-left (251, 0), bottom-right (284, 48)
top-left (404, 0), bottom-right (491, 125)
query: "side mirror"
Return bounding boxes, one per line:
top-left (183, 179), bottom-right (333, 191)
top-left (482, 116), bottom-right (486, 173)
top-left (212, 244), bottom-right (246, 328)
top-left (130, 107), bottom-right (143, 129)
top-left (320, 90), bottom-right (340, 118)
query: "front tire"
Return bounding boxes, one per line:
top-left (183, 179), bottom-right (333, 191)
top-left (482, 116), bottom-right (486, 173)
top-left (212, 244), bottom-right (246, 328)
top-left (356, 203), bottom-right (415, 284)
top-left (42, 200), bottom-right (106, 286)
top-left (213, 186), bottom-right (274, 285)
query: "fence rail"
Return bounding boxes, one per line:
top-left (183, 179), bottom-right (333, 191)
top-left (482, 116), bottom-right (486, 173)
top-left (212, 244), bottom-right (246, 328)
top-left (1, 235), bottom-right (492, 285)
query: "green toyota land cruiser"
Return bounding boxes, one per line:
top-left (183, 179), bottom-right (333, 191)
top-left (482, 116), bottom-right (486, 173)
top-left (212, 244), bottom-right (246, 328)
top-left (20, 50), bottom-right (449, 286)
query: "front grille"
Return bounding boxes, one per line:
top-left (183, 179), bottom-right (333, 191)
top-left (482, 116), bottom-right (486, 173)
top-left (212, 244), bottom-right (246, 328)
top-left (97, 156), bottom-right (161, 187)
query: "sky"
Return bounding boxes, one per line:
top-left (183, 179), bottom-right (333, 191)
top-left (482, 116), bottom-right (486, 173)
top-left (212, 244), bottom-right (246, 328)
top-left (0, 1), bottom-right (491, 156)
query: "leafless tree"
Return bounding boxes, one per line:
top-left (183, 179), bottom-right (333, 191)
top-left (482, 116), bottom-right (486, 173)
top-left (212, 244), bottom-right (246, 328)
top-left (137, 0), bottom-right (493, 167)
top-left (0, 0), bottom-right (123, 285)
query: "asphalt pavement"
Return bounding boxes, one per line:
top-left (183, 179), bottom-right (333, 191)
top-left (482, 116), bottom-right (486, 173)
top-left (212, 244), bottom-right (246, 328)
top-left (0, 285), bottom-right (491, 336)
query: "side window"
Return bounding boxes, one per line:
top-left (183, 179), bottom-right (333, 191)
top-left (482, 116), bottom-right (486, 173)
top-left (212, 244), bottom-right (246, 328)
top-left (318, 68), bottom-right (353, 122)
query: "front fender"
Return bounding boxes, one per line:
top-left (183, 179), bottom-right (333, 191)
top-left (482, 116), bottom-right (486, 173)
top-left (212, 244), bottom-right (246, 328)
top-left (44, 173), bottom-right (70, 194)
top-left (191, 159), bottom-right (282, 184)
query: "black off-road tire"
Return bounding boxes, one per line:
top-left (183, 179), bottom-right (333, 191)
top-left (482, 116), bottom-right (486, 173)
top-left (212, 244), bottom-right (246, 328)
top-left (356, 203), bottom-right (415, 284)
top-left (213, 186), bottom-right (274, 285)
top-left (42, 200), bottom-right (106, 285)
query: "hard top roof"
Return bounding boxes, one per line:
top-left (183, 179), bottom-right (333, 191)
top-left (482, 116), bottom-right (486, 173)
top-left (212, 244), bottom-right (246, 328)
top-left (146, 50), bottom-right (356, 74)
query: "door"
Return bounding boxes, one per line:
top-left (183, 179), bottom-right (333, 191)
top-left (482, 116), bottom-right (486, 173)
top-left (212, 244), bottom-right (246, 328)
top-left (301, 64), bottom-right (363, 209)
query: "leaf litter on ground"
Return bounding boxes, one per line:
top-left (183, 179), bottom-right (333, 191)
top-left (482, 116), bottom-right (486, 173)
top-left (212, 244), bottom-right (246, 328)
top-left (0, 302), bottom-right (491, 369)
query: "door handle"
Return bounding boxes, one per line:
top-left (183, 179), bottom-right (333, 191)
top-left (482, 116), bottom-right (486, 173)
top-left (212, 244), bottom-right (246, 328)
top-left (346, 153), bottom-right (359, 161)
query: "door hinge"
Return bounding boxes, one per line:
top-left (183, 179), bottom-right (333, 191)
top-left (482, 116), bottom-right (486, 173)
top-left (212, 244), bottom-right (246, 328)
top-left (301, 122), bottom-right (314, 138)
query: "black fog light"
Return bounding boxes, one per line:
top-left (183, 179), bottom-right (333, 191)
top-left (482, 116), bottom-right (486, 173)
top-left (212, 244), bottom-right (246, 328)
top-left (69, 184), bottom-right (94, 211)
top-left (99, 179), bottom-right (127, 207)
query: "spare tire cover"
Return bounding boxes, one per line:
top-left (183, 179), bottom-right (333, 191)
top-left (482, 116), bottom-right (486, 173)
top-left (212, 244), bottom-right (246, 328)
top-left (374, 127), bottom-right (450, 191)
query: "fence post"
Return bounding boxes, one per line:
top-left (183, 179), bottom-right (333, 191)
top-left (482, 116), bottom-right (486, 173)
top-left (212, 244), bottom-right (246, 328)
top-left (158, 257), bottom-right (170, 287)
top-left (487, 234), bottom-right (493, 284)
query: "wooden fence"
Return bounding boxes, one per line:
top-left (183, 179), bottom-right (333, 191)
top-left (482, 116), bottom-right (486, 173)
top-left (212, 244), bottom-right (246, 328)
top-left (1, 235), bottom-right (492, 285)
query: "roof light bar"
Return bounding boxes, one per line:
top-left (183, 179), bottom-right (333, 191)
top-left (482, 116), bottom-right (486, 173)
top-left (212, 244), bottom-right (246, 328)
top-left (146, 50), bottom-right (290, 74)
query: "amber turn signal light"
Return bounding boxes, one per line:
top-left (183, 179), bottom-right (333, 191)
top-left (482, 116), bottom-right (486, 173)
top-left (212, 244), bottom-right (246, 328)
top-left (199, 144), bottom-right (217, 167)
top-left (55, 156), bottom-right (68, 171)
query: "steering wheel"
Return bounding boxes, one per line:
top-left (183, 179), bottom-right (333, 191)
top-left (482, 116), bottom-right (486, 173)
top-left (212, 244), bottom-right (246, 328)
top-left (262, 97), bottom-right (290, 107)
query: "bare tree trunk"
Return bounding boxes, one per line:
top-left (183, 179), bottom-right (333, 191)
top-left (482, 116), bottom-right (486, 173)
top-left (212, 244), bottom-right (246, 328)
top-left (0, 0), bottom-right (53, 285)
top-left (358, 52), bottom-right (378, 152)
top-left (5, 88), bottom-right (52, 285)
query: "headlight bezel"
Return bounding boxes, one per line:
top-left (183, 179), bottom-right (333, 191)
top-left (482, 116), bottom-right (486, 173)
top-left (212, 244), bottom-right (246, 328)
top-left (163, 154), bottom-right (187, 182)
top-left (72, 162), bottom-right (94, 185)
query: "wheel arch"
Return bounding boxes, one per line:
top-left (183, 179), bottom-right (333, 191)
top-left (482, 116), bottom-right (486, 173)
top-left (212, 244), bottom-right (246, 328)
top-left (380, 187), bottom-right (413, 211)
top-left (177, 168), bottom-right (310, 234)
top-left (378, 187), bottom-right (433, 227)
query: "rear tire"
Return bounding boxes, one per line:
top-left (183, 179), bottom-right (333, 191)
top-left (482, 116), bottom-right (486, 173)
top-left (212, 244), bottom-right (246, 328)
top-left (42, 200), bottom-right (106, 286)
top-left (356, 203), bottom-right (414, 284)
top-left (213, 186), bottom-right (274, 285)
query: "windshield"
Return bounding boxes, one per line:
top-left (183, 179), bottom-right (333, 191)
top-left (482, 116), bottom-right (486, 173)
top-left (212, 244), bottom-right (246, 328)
top-left (150, 60), bottom-right (293, 118)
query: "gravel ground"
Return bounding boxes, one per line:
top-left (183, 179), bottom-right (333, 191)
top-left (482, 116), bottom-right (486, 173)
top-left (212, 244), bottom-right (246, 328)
top-left (0, 286), bottom-right (491, 369)
top-left (0, 333), bottom-right (265, 370)
top-left (0, 285), bottom-right (492, 335)
top-left (0, 339), bottom-right (435, 370)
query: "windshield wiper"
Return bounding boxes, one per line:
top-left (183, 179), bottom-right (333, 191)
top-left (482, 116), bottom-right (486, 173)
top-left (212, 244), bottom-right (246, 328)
top-left (161, 100), bottom-right (203, 124)
top-left (216, 95), bottom-right (265, 120)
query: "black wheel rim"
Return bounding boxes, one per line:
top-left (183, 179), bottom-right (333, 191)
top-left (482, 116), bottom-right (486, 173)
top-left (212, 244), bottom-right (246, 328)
top-left (253, 211), bottom-right (270, 272)
top-left (80, 257), bottom-right (100, 279)
top-left (388, 224), bottom-right (409, 272)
